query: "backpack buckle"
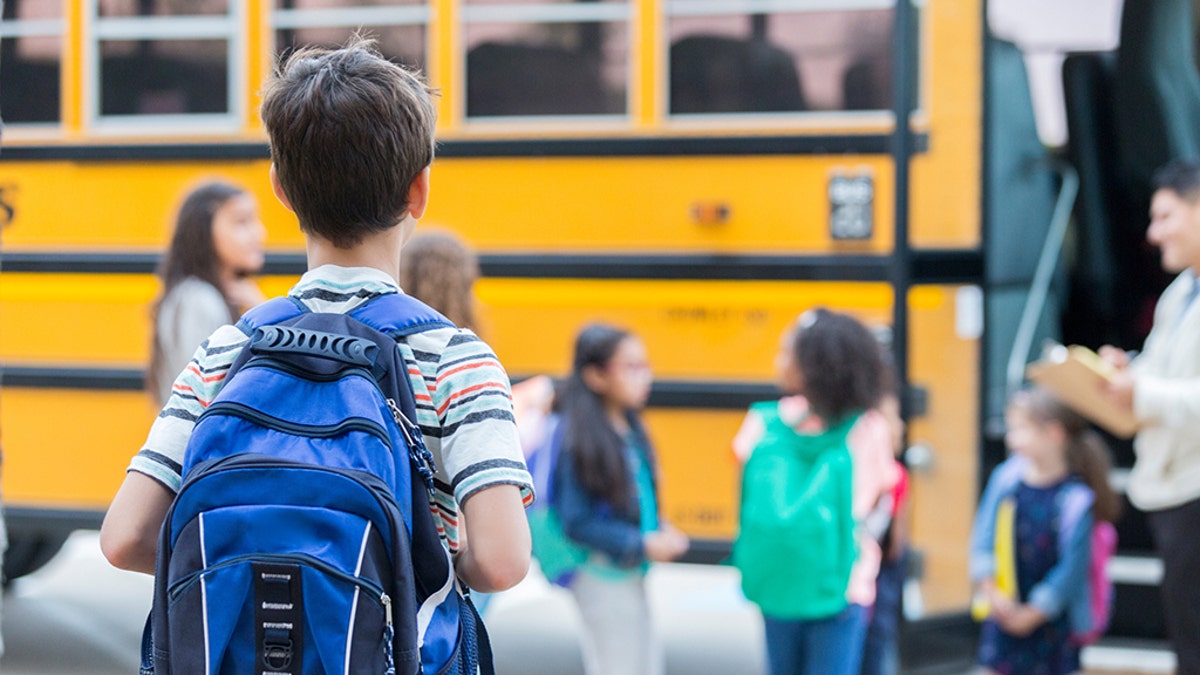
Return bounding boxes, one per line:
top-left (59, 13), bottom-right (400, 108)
top-left (262, 628), bottom-right (294, 670)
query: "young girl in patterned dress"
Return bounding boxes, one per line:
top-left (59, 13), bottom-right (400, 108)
top-left (970, 387), bottom-right (1122, 675)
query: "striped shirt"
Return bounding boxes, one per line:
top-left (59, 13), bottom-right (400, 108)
top-left (130, 265), bottom-right (534, 552)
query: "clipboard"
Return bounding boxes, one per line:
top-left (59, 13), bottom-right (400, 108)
top-left (1026, 344), bottom-right (1140, 439)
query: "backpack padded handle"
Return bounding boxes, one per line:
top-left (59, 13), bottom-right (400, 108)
top-left (251, 326), bottom-right (379, 368)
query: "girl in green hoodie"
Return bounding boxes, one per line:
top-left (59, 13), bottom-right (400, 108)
top-left (733, 308), bottom-right (891, 675)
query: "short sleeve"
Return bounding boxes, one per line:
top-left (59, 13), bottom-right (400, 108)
top-left (432, 332), bottom-right (534, 507)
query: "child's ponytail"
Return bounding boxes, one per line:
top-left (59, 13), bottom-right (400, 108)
top-left (1067, 429), bottom-right (1123, 524)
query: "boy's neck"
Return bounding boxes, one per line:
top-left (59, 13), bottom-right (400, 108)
top-left (305, 222), bottom-right (409, 283)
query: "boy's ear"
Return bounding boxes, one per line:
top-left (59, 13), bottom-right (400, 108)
top-left (269, 164), bottom-right (294, 213)
top-left (406, 167), bottom-right (431, 220)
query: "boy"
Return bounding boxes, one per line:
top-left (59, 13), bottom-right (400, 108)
top-left (100, 38), bottom-right (533, 595)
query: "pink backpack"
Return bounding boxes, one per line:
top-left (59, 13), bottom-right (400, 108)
top-left (1072, 520), bottom-right (1117, 646)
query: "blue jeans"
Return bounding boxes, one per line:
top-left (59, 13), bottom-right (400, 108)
top-left (861, 550), bottom-right (907, 675)
top-left (763, 604), bottom-right (869, 675)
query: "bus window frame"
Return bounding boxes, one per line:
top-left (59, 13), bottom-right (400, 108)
top-left (86, 0), bottom-right (246, 134)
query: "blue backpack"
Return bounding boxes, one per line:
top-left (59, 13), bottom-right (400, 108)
top-left (143, 293), bottom-right (493, 675)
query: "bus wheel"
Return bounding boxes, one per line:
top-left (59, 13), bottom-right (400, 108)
top-left (3, 533), bottom-right (69, 587)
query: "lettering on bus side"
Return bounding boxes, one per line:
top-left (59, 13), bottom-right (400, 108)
top-left (664, 308), bottom-right (769, 324)
top-left (0, 184), bottom-right (14, 229)
top-left (672, 506), bottom-right (728, 527)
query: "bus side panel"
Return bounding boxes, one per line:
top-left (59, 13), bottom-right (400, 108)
top-left (906, 285), bottom-right (981, 614)
top-left (0, 273), bottom-right (156, 364)
top-left (478, 278), bottom-right (894, 381)
top-left (430, 156), bottom-right (895, 254)
top-left (643, 408), bottom-right (745, 540)
top-left (0, 160), bottom-right (297, 250)
top-left (2, 388), bottom-right (156, 509)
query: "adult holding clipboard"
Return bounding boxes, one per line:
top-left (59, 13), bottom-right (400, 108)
top-left (1095, 160), bottom-right (1200, 675)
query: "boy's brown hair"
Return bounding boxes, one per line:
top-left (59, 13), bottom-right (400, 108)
top-left (260, 36), bottom-right (437, 248)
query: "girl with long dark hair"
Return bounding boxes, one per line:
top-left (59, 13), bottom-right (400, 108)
top-left (148, 181), bottom-right (266, 404)
top-left (553, 323), bottom-right (689, 675)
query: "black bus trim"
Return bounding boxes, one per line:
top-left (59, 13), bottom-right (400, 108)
top-left (1, 250), bottom-right (982, 283)
top-left (0, 133), bottom-right (929, 162)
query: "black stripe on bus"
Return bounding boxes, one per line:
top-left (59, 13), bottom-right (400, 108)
top-left (648, 381), bottom-right (777, 409)
top-left (1, 250), bottom-right (981, 283)
top-left (1, 365), bottom-right (773, 408)
top-left (0, 252), bottom-right (308, 275)
top-left (0, 133), bottom-right (928, 162)
top-left (1, 366), bottom-right (146, 391)
top-left (4, 506), bottom-right (106, 535)
top-left (677, 539), bottom-right (733, 565)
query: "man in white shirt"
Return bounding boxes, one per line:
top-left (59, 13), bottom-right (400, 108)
top-left (1102, 159), bottom-right (1200, 675)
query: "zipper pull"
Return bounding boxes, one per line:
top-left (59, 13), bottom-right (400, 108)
top-left (382, 592), bottom-right (396, 675)
top-left (386, 398), bottom-right (416, 446)
top-left (387, 397), bottom-right (437, 489)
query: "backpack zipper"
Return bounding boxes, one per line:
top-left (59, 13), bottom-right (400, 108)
top-left (198, 401), bottom-right (394, 450)
top-left (240, 358), bottom-right (376, 384)
top-left (169, 455), bottom-right (410, 566)
top-left (167, 551), bottom-right (388, 607)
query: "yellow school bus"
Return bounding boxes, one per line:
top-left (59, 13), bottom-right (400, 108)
top-left (3, 0), bottom-right (1183, 662)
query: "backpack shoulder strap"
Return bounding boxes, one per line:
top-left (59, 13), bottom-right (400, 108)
top-left (346, 293), bottom-right (454, 446)
top-left (349, 292), bottom-right (455, 337)
top-left (234, 296), bottom-right (309, 335)
top-left (1058, 480), bottom-right (1096, 535)
top-left (992, 456), bottom-right (1029, 496)
top-left (234, 292), bottom-right (453, 336)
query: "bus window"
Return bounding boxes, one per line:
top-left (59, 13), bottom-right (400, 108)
top-left (98, 0), bottom-right (229, 16)
top-left (273, 0), bottom-right (429, 71)
top-left (0, 0), bottom-right (63, 125)
top-left (463, 0), bottom-right (629, 118)
top-left (666, 3), bottom-right (893, 115)
top-left (99, 39), bottom-right (229, 116)
top-left (93, 0), bottom-right (240, 125)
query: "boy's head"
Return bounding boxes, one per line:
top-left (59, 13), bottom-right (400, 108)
top-left (261, 36), bottom-right (438, 249)
top-left (1149, 159), bottom-right (1200, 273)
